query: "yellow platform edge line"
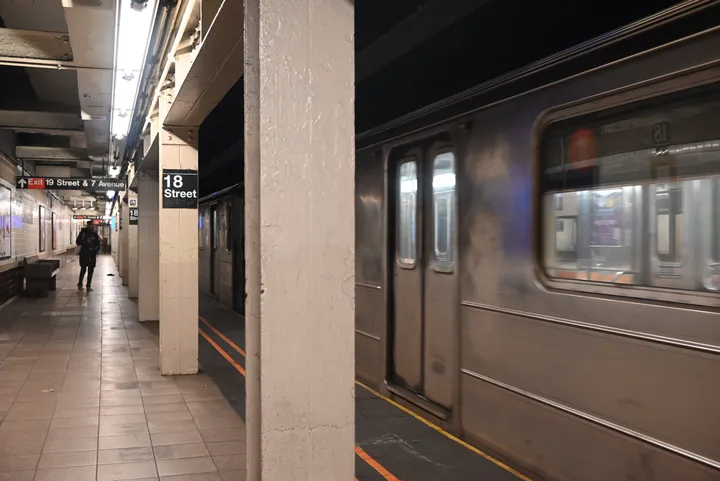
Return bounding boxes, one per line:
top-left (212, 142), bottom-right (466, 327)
top-left (198, 315), bottom-right (531, 481)
top-left (355, 380), bottom-right (533, 481)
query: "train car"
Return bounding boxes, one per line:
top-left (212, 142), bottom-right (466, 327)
top-left (198, 184), bottom-right (245, 314)
top-left (199, 2), bottom-right (720, 479)
top-left (354, 2), bottom-right (720, 481)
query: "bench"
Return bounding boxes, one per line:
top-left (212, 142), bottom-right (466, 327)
top-left (24, 258), bottom-right (61, 298)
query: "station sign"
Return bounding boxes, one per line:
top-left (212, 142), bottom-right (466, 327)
top-left (16, 177), bottom-right (127, 191)
top-left (129, 207), bottom-right (139, 225)
top-left (162, 169), bottom-right (198, 209)
top-left (73, 215), bottom-right (104, 220)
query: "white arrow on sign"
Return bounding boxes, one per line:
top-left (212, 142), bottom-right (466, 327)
top-left (17, 179), bottom-right (27, 188)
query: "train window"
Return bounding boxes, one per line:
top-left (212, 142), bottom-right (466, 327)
top-left (541, 85), bottom-right (720, 293)
top-left (432, 152), bottom-right (455, 270)
top-left (708, 179), bottom-right (720, 292)
top-left (212, 208), bottom-right (218, 251)
top-left (226, 205), bottom-right (232, 252)
top-left (198, 210), bottom-right (205, 249)
top-left (714, 180), bottom-right (720, 261)
top-left (397, 160), bottom-right (417, 266)
top-left (655, 185), bottom-right (683, 263)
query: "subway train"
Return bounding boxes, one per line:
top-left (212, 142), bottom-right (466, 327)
top-left (199, 3), bottom-right (720, 480)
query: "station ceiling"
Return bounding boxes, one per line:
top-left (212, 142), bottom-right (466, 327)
top-left (198, 0), bottom-right (681, 196)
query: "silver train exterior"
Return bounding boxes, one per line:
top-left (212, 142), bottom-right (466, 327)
top-left (198, 184), bottom-right (245, 314)
top-left (354, 4), bottom-right (720, 481)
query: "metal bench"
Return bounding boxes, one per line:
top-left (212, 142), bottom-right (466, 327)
top-left (24, 258), bottom-right (61, 298)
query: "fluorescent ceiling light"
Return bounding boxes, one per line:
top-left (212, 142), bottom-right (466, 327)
top-left (111, 0), bottom-right (156, 138)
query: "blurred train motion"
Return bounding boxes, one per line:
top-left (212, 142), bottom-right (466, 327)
top-left (200, 2), bottom-right (720, 480)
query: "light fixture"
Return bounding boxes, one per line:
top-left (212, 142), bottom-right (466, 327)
top-left (106, 190), bottom-right (116, 200)
top-left (130, 0), bottom-right (148, 11)
top-left (110, 0), bottom-right (157, 138)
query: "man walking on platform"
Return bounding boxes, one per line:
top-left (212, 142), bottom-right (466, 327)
top-left (76, 220), bottom-right (101, 292)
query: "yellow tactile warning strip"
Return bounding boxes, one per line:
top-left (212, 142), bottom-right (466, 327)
top-left (198, 317), bottom-right (402, 480)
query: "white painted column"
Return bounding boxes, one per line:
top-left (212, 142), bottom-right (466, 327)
top-left (121, 199), bottom-right (130, 285)
top-left (138, 172), bottom-right (160, 322)
top-left (158, 122), bottom-right (199, 375)
top-left (128, 192), bottom-right (139, 298)
top-left (244, 0), bottom-right (355, 479)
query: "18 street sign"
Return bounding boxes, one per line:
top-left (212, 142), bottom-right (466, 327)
top-left (162, 169), bottom-right (198, 209)
top-left (16, 177), bottom-right (126, 191)
top-left (129, 207), bottom-right (139, 225)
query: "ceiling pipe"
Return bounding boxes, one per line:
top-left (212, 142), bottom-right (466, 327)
top-left (0, 59), bottom-right (112, 71)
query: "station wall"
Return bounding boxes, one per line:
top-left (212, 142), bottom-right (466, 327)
top-left (0, 152), bottom-right (79, 307)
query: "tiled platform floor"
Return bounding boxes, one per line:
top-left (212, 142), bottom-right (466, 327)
top-left (0, 256), bottom-right (245, 481)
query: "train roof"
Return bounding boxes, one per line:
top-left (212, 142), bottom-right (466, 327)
top-left (199, 183), bottom-right (243, 204)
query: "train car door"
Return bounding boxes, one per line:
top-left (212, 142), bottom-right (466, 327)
top-left (210, 204), bottom-right (219, 296)
top-left (231, 196), bottom-right (246, 315)
top-left (390, 144), bottom-right (457, 411)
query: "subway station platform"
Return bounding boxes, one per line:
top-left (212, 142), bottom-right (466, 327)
top-left (0, 256), bottom-right (245, 481)
top-left (197, 296), bottom-right (533, 481)
top-left (0, 256), bottom-right (532, 481)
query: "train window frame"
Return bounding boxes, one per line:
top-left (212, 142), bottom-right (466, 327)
top-left (535, 69), bottom-right (720, 308)
top-left (430, 149), bottom-right (456, 273)
top-left (396, 158), bottom-right (419, 269)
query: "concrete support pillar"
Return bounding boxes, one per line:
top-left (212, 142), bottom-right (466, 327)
top-left (158, 117), bottom-right (199, 375)
top-left (138, 172), bottom-right (160, 322)
top-left (244, 0), bottom-right (355, 479)
top-left (121, 199), bottom-right (129, 285)
top-left (128, 191), bottom-right (139, 298)
top-left (112, 214), bottom-right (118, 264)
top-left (116, 210), bottom-right (123, 270)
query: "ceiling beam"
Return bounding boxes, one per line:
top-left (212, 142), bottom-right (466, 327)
top-left (0, 28), bottom-right (73, 62)
top-left (11, 127), bottom-right (85, 138)
top-left (31, 160), bottom-right (95, 169)
top-left (356, 0), bottom-right (492, 82)
top-left (164, 0), bottom-right (243, 127)
top-left (16, 146), bottom-right (89, 161)
top-left (0, 110), bottom-right (83, 131)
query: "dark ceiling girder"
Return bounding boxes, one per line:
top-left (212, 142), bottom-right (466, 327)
top-left (356, 0), bottom-right (493, 82)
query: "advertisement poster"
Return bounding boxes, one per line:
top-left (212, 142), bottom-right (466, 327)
top-left (21, 195), bottom-right (33, 225)
top-left (0, 185), bottom-right (10, 259)
top-left (39, 206), bottom-right (46, 252)
top-left (591, 190), bottom-right (623, 247)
